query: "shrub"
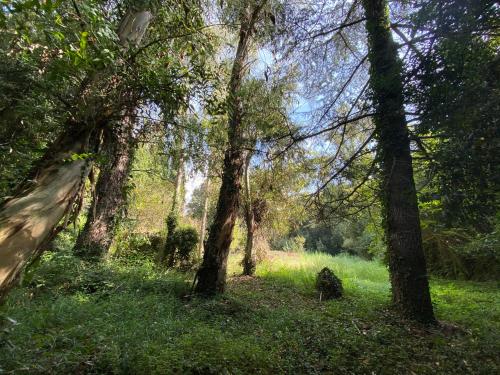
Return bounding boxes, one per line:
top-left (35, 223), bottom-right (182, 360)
top-left (315, 267), bottom-right (343, 300)
top-left (174, 226), bottom-right (199, 262)
top-left (164, 213), bottom-right (179, 264)
top-left (111, 230), bottom-right (163, 259)
top-left (421, 224), bottom-right (500, 281)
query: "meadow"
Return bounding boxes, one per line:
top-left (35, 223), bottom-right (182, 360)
top-left (0, 250), bottom-right (498, 374)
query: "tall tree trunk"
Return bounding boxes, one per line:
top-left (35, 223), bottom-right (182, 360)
top-left (362, 0), bottom-right (435, 323)
top-left (0, 122), bottom-right (102, 301)
top-left (74, 111), bottom-right (136, 259)
top-left (195, 2), bottom-right (266, 294)
top-left (197, 173), bottom-right (210, 258)
top-left (171, 136), bottom-right (185, 215)
top-left (164, 128), bottom-right (186, 266)
top-left (242, 152), bottom-right (256, 276)
top-left (0, 8), bottom-right (152, 302)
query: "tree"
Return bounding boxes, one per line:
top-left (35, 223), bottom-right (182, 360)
top-left (361, 0), bottom-right (435, 323)
top-left (163, 120), bottom-right (187, 266)
top-left (407, 0), bottom-right (499, 232)
top-left (0, 2), bottom-right (154, 299)
top-left (74, 110), bottom-right (136, 259)
top-left (242, 153), bottom-right (256, 274)
top-left (197, 161), bottom-right (212, 258)
top-left (0, 0), bottom-right (211, 300)
top-left (195, 0), bottom-right (269, 294)
top-left (241, 152), bottom-right (268, 275)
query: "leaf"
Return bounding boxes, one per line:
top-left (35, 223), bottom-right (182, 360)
top-left (79, 31), bottom-right (89, 51)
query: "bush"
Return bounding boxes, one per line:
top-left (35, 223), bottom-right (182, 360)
top-left (421, 224), bottom-right (500, 281)
top-left (111, 230), bottom-right (164, 259)
top-left (164, 213), bottom-right (179, 264)
top-left (174, 226), bottom-right (199, 262)
top-left (315, 267), bottom-right (343, 300)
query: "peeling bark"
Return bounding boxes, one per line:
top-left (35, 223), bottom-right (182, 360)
top-left (362, 0), bottom-right (435, 323)
top-left (0, 8), bottom-right (153, 302)
top-left (0, 123), bottom-right (98, 301)
top-left (118, 10), bottom-right (153, 47)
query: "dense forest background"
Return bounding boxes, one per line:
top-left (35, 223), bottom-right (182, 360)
top-left (0, 0), bottom-right (498, 373)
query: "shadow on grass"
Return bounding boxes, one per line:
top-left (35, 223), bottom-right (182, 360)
top-left (0, 250), bottom-right (498, 374)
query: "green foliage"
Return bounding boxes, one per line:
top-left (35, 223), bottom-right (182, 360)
top-left (173, 226), bottom-right (199, 262)
top-left (163, 212), bottom-right (179, 263)
top-left (409, 0), bottom-right (500, 231)
top-left (112, 230), bottom-right (163, 259)
top-left (166, 212), bottom-right (178, 233)
top-left (164, 212), bottom-right (199, 267)
top-left (1, 251), bottom-right (498, 374)
top-left (0, 0), bottom-right (215, 201)
top-left (127, 139), bottom-right (174, 233)
top-left (280, 235), bottom-right (306, 253)
top-left (421, 218), bottom-right (500, 281)
top-left (419, 201), bottom-right (500, 280)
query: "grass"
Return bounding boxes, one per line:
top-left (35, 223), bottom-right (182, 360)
top-left (0, 250), bottom-right (498, 374)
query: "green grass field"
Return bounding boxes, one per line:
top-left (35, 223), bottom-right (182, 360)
top-left (1, 250), bottom-right (498, 374)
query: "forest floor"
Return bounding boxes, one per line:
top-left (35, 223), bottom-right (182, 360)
top-left (0, 249), bottom-right (498, 374)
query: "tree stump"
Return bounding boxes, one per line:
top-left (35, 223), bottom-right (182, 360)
top-left (316, 267), bottom-right (343, 300)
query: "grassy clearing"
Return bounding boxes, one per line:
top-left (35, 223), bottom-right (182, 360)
top-left (0, 250), bottom-right (498, 374)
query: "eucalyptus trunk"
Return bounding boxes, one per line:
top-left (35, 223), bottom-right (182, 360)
top-left (171, 133), bottom-right (185, 215)
top-left (362, 0), bottom-right (435, 323)
top-left (242, 152), bottom-right (256, 276)
top-left (195, 2), bottom-right (266, 294)
top-left (0, 122), bottom-right (102, 301)
top-left (0, 8), bottom-right (152, 302)
top-left (164, 128), bottom-right (185, 266)
top-left (74, 112), bottom-right (136, 259)
top-left (197, 175), bottom-right (210, 258)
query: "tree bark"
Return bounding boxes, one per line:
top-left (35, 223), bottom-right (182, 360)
top-left (0, 8), bottom-right (152, 302)
top-left (171, 131), bottom-right (185, 215)
top-left (0, 122), bottom-right (101, 301)
top-left (195, 2), bottom-right (266, 294)
top-left (164, 128), bottom-right (185, 267)
top-left (197, 173), bottom-right (210, 258)
top-left (242, 152), bottom-right (256, 276)
top-left (74, 111), bottom-right (136, 259)
top-left (362, 0), bottom-right (435, 323)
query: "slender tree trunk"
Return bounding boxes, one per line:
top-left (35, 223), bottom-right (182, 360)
top-left (74, 111), bottom-right (136, 259)
top-left (242, 152), bottom-right (256, 276)
top-left (164, 128), bottom-right (186, 267)
top-left (171, 139), bottom-right (185, 215)
top-left (195, 2), bottom-right (266, 294)
top-left (198, 173), bottom-right (210, 258)
top-left (0, 122), bottom-right (101, 301)
top-left (362, 0), bottom-right (435, 323)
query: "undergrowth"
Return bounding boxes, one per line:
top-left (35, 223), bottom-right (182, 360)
top-left (0, 250), bottom-right (498, 374)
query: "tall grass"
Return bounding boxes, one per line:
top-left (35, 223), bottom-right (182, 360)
top-left (255, 252), bottom-right (390, 299)
top-left (1, 249), bottom-right (498, 374)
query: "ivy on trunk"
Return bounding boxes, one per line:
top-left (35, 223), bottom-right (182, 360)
top-left (361, 0), bottom-right (435, 323)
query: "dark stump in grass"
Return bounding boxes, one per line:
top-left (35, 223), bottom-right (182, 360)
top-left (316, 267), bottom-right (343, 300)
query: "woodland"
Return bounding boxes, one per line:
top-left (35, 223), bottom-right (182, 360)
top-left (0, 0), bottom-right (499, 374)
